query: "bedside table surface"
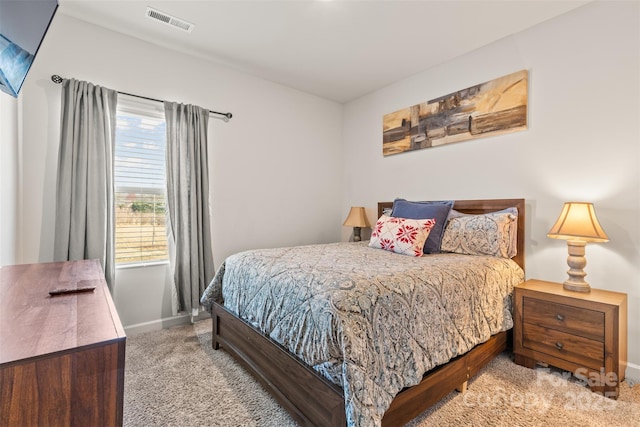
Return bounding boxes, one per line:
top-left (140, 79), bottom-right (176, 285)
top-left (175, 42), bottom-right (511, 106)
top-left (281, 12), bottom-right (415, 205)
top-left (516, 279), bottom-right (627, 305)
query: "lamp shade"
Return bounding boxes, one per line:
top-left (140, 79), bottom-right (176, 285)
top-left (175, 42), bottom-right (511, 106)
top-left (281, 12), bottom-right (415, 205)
top-left (547, 202), bottom-right (609, 243)
top-left (343, 206), bottom-right (370, 228)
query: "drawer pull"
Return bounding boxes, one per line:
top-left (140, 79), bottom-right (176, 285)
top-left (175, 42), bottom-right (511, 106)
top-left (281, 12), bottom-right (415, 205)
top-left (556, 314), bottom-right (565, 321)
top-left (555, 341), bottom-right (564, 350)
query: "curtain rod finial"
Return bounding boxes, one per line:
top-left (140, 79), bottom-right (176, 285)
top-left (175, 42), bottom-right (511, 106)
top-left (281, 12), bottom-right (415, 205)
top-left (51, 75), bottom-right (63, 84)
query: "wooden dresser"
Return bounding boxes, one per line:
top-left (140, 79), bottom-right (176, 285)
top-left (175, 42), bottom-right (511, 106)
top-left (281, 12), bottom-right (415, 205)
top-left (513, 279), bottom-right (627, 398)
top-left (0, 259), bottom-right (126, 426)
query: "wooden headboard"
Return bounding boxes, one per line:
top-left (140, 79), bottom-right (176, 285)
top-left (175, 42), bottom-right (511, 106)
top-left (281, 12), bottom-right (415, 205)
top-left (378, 199), bottom-right (525, 271)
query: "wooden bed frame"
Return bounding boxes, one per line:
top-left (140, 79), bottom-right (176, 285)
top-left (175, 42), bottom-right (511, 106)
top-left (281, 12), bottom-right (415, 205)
top-left (211, 198), bottom-right (525, 426)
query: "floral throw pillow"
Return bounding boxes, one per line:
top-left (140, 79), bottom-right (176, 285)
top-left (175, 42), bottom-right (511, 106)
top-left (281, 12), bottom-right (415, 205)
top-left (369, 215), bottom-right (436, 257)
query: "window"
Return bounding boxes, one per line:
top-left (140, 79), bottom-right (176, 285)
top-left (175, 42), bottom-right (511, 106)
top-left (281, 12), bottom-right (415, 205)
top-left (114, 95), bottom-right (168, 265)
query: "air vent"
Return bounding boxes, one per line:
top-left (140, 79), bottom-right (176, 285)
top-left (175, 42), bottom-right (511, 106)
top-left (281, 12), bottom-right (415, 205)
top-left (146, 7), bottom-right (194, 33)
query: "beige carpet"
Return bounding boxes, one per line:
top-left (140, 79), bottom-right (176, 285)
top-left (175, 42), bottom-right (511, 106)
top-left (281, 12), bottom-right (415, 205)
top-left (124, 319), bottom-right (640, 426)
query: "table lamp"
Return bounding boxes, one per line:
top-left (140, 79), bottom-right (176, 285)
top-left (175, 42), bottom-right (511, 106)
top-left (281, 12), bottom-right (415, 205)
top-left (343, 206), bottom-right (370, 242)
top-left (547, 202), bottom-right (609, 293)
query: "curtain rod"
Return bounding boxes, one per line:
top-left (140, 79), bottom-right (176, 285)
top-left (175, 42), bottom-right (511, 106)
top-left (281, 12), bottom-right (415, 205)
top-left (50, 75), bottom-right (232, 122)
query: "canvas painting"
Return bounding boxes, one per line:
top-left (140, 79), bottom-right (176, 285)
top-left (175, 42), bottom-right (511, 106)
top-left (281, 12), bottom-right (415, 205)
top-left (383, 69), bottom-right (528, 156)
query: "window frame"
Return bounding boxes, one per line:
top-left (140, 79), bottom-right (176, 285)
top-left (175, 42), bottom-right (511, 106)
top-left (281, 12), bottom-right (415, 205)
top-left (114, 95), bottom-right (169, 268)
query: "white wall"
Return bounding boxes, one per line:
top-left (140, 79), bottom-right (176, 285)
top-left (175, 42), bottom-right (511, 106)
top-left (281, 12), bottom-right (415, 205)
top-left (0, 95), bottom-right (19, 265)
top-left (342, 1), bottom-right (640, 380)
top-left (17, 13), bottom-right (343, 329)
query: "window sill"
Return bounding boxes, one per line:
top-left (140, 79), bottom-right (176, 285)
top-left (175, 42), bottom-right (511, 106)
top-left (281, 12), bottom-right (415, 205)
top-left (116, 260), bottom-right (169, 270)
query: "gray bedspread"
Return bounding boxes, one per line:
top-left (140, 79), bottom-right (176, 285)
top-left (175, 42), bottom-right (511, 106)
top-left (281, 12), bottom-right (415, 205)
top-left (200, 241), bottom-right (524, 427)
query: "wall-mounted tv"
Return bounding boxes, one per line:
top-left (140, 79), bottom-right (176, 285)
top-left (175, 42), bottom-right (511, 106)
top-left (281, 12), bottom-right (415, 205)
top-left (0, 0), bottom-right (58, 97)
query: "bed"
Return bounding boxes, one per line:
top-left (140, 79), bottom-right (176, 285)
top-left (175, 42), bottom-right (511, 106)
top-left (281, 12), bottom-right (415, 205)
top-left (201, 198), bottom-right (525, 426)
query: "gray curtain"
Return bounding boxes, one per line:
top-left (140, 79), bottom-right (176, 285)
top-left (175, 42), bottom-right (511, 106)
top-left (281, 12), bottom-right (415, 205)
top-left (164, 101), bottom-right (214, 320)
top-left (53, 79), bottom-right (117, 289)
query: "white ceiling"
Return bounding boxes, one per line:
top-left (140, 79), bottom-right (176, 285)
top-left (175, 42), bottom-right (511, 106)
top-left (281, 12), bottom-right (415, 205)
top-left (58, 0), bottom-right (591, 103)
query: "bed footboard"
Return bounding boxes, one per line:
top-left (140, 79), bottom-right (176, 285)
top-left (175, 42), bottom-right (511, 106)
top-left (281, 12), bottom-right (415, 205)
top-left (212, 301), bottom-right (508, 427)
top-left (212, 302), bottom-right (346, 426)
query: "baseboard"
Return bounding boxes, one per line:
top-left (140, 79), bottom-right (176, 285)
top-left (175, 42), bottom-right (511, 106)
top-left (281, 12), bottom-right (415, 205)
top-left (124, 311), bottom-right (211, 336)
top-left (626, 362), bottom-right (640, 386)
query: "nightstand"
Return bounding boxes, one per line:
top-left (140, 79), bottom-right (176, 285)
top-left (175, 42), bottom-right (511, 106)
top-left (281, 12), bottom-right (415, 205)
top-left (513, 279), bottom-right (627, 398)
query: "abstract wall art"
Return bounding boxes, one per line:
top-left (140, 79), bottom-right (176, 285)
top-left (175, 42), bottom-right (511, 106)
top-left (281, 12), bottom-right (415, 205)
top-left (383, 69), bottom-right (528, 156)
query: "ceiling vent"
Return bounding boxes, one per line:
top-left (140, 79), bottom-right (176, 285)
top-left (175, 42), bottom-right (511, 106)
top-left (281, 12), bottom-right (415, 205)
top-left (146, 7), bottom-right (194, 33)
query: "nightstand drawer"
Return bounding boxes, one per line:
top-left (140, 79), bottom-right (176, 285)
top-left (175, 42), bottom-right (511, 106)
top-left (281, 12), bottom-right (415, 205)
top-left (522, 323), bottom-right (604, 370)
top-left (523, 296), bottom-right (604, 341)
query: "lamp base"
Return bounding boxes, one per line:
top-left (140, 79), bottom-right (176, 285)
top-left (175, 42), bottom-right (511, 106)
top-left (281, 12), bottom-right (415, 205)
top-left (563, 280), bottom-right (591, 293)
top-left (563, 240), bottom-right (591, 293)
top-left (353, 227), bottom-right (362, 242)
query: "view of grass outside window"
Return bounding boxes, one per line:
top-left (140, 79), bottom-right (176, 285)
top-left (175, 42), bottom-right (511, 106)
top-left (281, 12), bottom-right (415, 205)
top-left (114, 96), bottom-right (168, 265)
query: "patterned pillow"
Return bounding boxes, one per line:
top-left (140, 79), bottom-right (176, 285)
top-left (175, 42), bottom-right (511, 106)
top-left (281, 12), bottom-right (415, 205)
top-left (441, 208), bottom-right (518, 258)
top-left (369, 215), bottom-right (436, 257)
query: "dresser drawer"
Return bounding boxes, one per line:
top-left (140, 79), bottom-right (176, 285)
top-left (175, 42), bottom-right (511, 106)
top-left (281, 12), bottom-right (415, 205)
top-left (522, 323), bottom-right (604, 370)
top-left (522, 296), bottom-right (604, 341)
